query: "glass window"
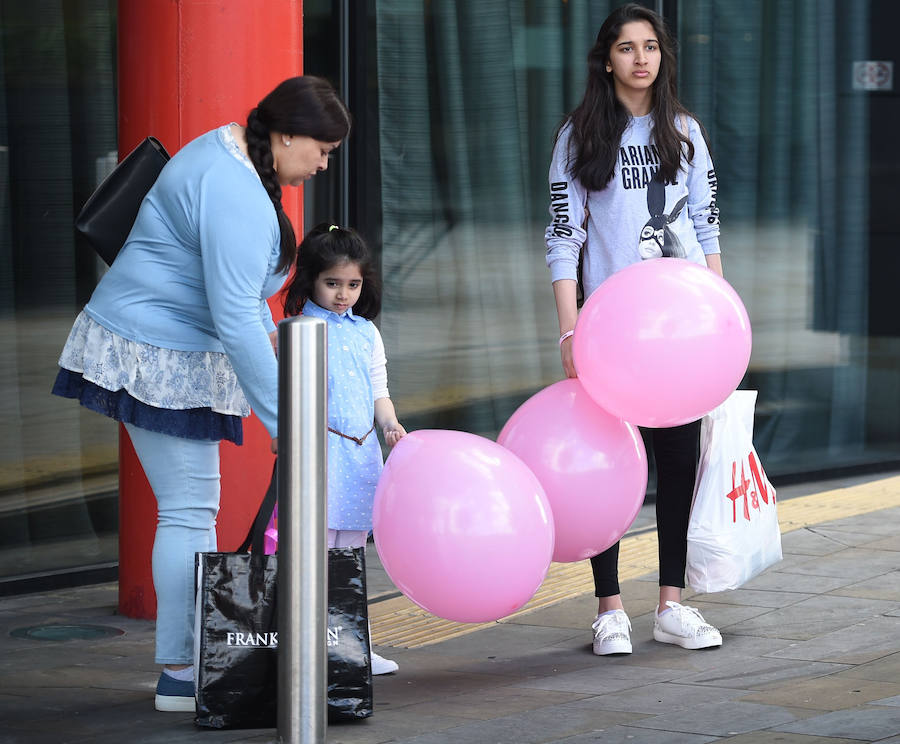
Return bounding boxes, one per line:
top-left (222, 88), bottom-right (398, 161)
top-left (367, 1), bottom-right (631, 437)
top-left (678, 0), bottom-right (900, 474)
top-left (0, 1), bottom-right (119, 583)
top-left (305, 0), bottom-right (900, 483)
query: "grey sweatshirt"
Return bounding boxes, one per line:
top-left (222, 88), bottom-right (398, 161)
top-left (545, 113), bottom-right (720, 299)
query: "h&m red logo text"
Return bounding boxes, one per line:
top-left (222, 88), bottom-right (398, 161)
top-left (725, 452), bottom-right (775, 523)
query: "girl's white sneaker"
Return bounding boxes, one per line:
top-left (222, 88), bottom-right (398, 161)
top-left (371, 651), bottom-right (399, 675)
top-left (591, 610), bottom-right (633, 655)
top-left (653, 601), bottom-right (722, 649)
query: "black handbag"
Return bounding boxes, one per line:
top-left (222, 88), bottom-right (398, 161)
top-left (194, 463), bottom-right (373, 729)
top-left (326, 548), bottom-right (374, 722)
top-left (75, 136), bottom-right (170, 266)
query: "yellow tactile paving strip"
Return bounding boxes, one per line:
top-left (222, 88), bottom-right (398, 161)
top-left (370, 474), bottom-right (900, 649)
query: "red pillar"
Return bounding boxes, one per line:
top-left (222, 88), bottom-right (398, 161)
top-left (116, 0), bottom-right (303, 619)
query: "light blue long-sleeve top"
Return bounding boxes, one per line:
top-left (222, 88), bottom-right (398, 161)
top-left (84, 125), bottom-right (286, 437)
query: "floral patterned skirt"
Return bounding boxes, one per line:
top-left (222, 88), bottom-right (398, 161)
top-left (52, 311), bottom-right (246, 444)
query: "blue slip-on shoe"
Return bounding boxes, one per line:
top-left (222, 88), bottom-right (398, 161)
top-left (154, 672), bottom-right (195, 712)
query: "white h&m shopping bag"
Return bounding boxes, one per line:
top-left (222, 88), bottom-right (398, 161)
top-left (686, 390), bottom-right (782, 593)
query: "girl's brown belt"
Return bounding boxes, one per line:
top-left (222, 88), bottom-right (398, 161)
top-left (328, 424), bottom-right (376, 446)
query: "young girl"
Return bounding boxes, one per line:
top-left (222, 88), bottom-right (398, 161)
top-left (545, 4), bottom-right (724, 656)
top-left (283, 222), bottom-right (406, 675)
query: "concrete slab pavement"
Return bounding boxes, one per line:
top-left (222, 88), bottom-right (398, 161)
top-left (1, 473), bottom-right (899, 743)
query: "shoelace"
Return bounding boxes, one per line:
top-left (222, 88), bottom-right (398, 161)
top-left (663, 601), bottom-right (717, 637)
top-left (592, 611), bottom-right (632, 639)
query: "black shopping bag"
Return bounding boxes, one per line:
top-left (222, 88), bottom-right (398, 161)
top-left (194, 463), bottom-right (278, 729)
top-left (194, 550), bottom-right (278, 728)
top-left (194, 463), bottom-right (373, 729)
top-left (327, 547), bottom-right (373, 721)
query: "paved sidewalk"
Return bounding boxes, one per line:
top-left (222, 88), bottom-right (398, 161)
top-left (1, 474), bottom-right (899, 743)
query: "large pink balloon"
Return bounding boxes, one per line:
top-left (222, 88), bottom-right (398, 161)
top-left (372, 430), bottom-right (554, 623)
top-left (574, 258), bottom-right (751, 427)
top-left (498, 379), bottom-right (648, 562)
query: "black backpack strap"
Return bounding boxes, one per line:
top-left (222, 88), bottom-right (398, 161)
top-left (236, 459), bottom-right (278, 553)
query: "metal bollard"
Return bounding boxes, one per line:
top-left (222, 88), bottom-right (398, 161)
top-left (277, 316), bottom-right (328, 743)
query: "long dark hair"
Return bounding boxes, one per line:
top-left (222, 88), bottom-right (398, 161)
top-left (245, 77), bottom-right (351, 273)
top-left (283, 223), bottom-right (381, 320)
top-left (560, 3), bottom-right (695, 190)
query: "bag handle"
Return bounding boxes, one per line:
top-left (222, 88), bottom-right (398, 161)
top-left (236, 459), bottom-right (278, 553)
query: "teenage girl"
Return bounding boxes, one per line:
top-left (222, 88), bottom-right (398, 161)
top-left (283, 222), bottom-right (406, 675)
top-left (545, 4), bottom-right (724, 656)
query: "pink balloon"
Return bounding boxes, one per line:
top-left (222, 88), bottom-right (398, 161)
top-left (574, 258), bottom-right (751, 427)
top-left (498, 379), bottom-right (648, 562)
top-left (372, 430), bottom-right (554, 623)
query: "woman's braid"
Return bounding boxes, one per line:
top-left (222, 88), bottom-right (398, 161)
top-left (246, 108), bottom-right (282, 209)
top-left (245, 108), bottom-right (296, 271)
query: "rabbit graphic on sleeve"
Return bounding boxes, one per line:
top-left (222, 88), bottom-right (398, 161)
top-left (638, 173), bottom-right (688, 260)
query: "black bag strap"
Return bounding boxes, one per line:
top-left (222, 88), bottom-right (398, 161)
top-left (236, 459), bottom-right (278, 554)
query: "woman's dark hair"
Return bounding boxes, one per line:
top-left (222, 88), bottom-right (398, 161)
top-left (560, 3), bottom-right (695, 190)
top-left (283, 223), bottom-right (381, 320)
top-left (245, 77), bottom-right (352, 273)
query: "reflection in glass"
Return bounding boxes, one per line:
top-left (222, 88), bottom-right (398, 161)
top-left (679, 0), bottom-right (897, 473)
top-left (0, 1), bottom-right (118, 582)
top-left (368, 0), bottom-right (899, 479)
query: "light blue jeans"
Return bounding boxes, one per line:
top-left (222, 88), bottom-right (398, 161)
top-left (125, 424), bottom-right (220, 665)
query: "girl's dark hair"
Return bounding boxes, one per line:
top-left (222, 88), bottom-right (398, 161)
top-left (283, 223), bottom-right (381, 320)
top-left (245, 76), bottom-right (352, 273)
top-left (559, 3), bottom-right (695, 190)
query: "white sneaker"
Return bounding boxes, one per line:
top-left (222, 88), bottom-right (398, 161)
top-left (591, 610), bottom-right (632, 655)
top-left (653, 601), bottom-right (722, 649)
top-left (371, 650), bottom-right (399, 675)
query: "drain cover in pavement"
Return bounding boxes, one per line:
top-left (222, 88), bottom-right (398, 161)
top-left (10, 624), bottom-right (124, 641)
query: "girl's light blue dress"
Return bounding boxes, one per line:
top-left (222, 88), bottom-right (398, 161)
top-left (302, 301), bottom-right (384, 531)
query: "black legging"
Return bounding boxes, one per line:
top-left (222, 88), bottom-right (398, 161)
top-left (591, 420), bottom-right (701, 597)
